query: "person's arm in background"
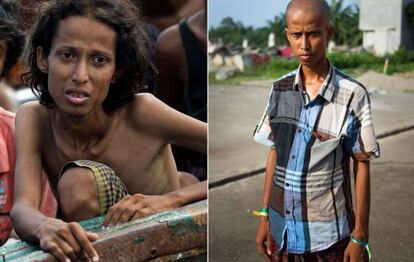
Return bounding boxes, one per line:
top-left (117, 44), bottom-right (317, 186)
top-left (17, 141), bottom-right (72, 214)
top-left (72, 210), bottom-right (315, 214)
top-left (256, 148), bottom-right (276, 261)
top-left (146, 0), bottom-right (203, 30)
top-left (154, 23), bottom-right (185, 109)
top-left (344, 160), bottom-right (370, 262)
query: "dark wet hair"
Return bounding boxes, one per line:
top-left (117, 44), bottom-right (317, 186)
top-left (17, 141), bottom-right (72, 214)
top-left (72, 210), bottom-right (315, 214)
top-left (23, 0), bottom-right (153, 111)
top-left (0, 0), bottom-right (25, 77)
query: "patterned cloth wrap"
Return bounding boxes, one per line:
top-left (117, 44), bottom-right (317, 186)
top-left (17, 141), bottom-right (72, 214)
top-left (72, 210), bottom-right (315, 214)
top-left (271, 236), bottom-right (350, 262)
top-left (59, 160), bottom-right (128, 215)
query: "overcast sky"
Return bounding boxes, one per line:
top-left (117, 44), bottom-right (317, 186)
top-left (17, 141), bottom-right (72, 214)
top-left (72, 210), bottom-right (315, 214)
top-left (209, 0), bottom-right (360, 28)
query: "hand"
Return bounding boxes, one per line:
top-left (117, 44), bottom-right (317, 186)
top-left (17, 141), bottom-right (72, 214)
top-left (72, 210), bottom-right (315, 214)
top-left (343, 240), bottom-right (368, 262)
top-left (256, 219), bottom-right (275, 261)
top-left (36, 218), bottom-right (99, 262)
top-left (103, 194), bottom-right (179, 227)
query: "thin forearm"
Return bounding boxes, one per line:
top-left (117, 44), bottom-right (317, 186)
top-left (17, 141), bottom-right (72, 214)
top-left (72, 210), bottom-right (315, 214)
top-left (353, 160), bottom-right (370, 241)
top-left (262, 149), bottom-right (276, 208)
top-left (166, 181), bottom-right (207, 207)
top-left (194, 122), bottom-right (207, 154)
top-left (11, 202), bottom-right (50, 243)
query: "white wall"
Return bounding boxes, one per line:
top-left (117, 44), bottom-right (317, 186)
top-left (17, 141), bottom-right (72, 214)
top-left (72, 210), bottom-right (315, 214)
top-left (359, 0), bottom-right (403, 54)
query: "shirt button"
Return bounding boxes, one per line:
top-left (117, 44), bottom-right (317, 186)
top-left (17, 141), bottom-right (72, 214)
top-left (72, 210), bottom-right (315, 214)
top-left (285, 183), bottom-right (289, 187)
top-left (286, 210), bottom-right (291, 214)
top-left (291, 155), bottom-right (296, 159)
top-left (298, 129), bottom-right (302, 133)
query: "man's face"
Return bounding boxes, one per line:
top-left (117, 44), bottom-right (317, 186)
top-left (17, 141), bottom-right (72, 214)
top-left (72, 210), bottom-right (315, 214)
top-left (285, 9), bottom-right (333, 68)
top-left (37, 16), bottom-right (117, 116)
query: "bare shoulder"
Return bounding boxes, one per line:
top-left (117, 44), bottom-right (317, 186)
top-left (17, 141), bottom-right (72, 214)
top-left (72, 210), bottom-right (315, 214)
top-left (126, 93), bottom-right (166, 122)
top-left (125, 93), bottom-right (206, 152)
top-left (15, 101), bottom-right (49, 133)
top-left (16, 101), bottom-right (48, 120)
top-left (155, 24), bottom-right (182, 57)
top-left (155, 23), bottom-right (186, 73)
top-left (13, 102), bottom-right (52, 156)
top-left (129, 93), bottom-right (171, 111)
top-left (125, 93), bottom-right (180, 134)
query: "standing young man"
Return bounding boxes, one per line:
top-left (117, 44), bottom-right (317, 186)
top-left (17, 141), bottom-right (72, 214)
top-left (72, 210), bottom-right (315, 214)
top-left (254, 0), bottom-right (379, 261)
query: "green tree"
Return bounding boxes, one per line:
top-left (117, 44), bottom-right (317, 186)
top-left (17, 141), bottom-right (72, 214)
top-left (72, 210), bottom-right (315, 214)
top-left (219, 17), bottom-right (241, 30)
top-left (266, 14), bottom-right (288, 46)
top-left (209, 17), bottom-right (270, 48)
top-left (345, 6), bottom-right (362, 47)
top-left (329, 0), bottom-right (362, 47)
top-left (209, 17), bottom-right (246, 46)
top-left (245, 26), bottom-right (270, 48)
top-left (209, 0), bottom-right (362, 49)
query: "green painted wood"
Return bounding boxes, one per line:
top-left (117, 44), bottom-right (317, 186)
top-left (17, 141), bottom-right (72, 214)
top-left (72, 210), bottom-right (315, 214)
top-left (0, 200), bottom-right (207, 261)
top-left (148, 247), bottom-right (207, 261)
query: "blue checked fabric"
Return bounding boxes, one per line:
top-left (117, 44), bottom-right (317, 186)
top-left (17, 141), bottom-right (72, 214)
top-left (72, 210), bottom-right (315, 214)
top-left (254, 62), bottom-right (380, 253)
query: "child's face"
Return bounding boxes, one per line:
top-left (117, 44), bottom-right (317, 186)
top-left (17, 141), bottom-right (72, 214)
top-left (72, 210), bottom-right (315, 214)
top-left (285, 9), bottom-right (333, 69)
top-left (37, 16), bottom-right (117, 115)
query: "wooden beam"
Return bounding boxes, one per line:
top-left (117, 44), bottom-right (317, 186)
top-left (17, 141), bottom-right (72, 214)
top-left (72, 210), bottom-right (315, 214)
top-left (0, 200), bottom-right (207, 261)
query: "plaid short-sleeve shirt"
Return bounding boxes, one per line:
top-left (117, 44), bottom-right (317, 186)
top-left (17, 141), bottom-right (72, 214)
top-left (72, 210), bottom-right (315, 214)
top-left (254, 62), bottom-right (380, 253)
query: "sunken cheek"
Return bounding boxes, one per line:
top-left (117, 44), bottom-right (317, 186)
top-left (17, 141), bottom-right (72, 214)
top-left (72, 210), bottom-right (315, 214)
top-left (46, 58), bottom-right (67, 98)
top-left (46, 61), bottom-right (113, 102)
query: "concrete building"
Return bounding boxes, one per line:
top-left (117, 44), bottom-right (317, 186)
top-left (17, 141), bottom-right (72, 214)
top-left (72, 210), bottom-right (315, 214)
top-left (359, 0), bottom-right (414, 55)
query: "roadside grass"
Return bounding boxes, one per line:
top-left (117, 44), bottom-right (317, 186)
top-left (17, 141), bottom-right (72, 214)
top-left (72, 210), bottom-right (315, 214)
top-left (210, 50), bottom-right (414, 85)
top-left (209, 67), bottom-right (360, 85)
top-left (210, 63), bottom-right (414, 85)
top-left (209, 68), bottom-right (293, 85)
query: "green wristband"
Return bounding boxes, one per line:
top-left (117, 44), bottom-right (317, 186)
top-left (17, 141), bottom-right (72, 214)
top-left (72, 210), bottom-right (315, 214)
top-left (350, 235), bottom-right (372, 261)
top-left (252, 208), bottom-right (269, 217)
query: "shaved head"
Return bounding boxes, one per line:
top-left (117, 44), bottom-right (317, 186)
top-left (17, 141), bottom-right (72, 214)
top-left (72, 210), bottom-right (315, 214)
top-left (285, 0), bottom-right (331, 25)
top-left (283, 0), bottom-right (334, 69)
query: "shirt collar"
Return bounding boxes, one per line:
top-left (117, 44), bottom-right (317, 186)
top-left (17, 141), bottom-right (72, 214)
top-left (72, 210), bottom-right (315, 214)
top-left (293, 60), bottom-right (337, 103)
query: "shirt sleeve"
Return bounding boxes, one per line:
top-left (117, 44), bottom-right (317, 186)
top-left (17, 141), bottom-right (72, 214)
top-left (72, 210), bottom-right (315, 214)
top-left (344, 90), bottom-right (380, 161)
top-left (253, 87), bottom-right (275, 148)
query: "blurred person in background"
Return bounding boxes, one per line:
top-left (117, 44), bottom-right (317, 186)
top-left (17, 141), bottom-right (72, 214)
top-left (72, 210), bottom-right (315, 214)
top-left (0, 0), bottom-right (25, 112)
top-left (155, 0), bottom-right (207, 181)
top-left (129, 0), bottom-right (204, 94)
top-left (140, 0), bottom-right (204, 32)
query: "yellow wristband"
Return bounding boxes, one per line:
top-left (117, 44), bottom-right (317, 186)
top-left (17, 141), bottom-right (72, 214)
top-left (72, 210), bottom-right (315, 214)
top-left (252, 210), bottom-right (269, 217)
